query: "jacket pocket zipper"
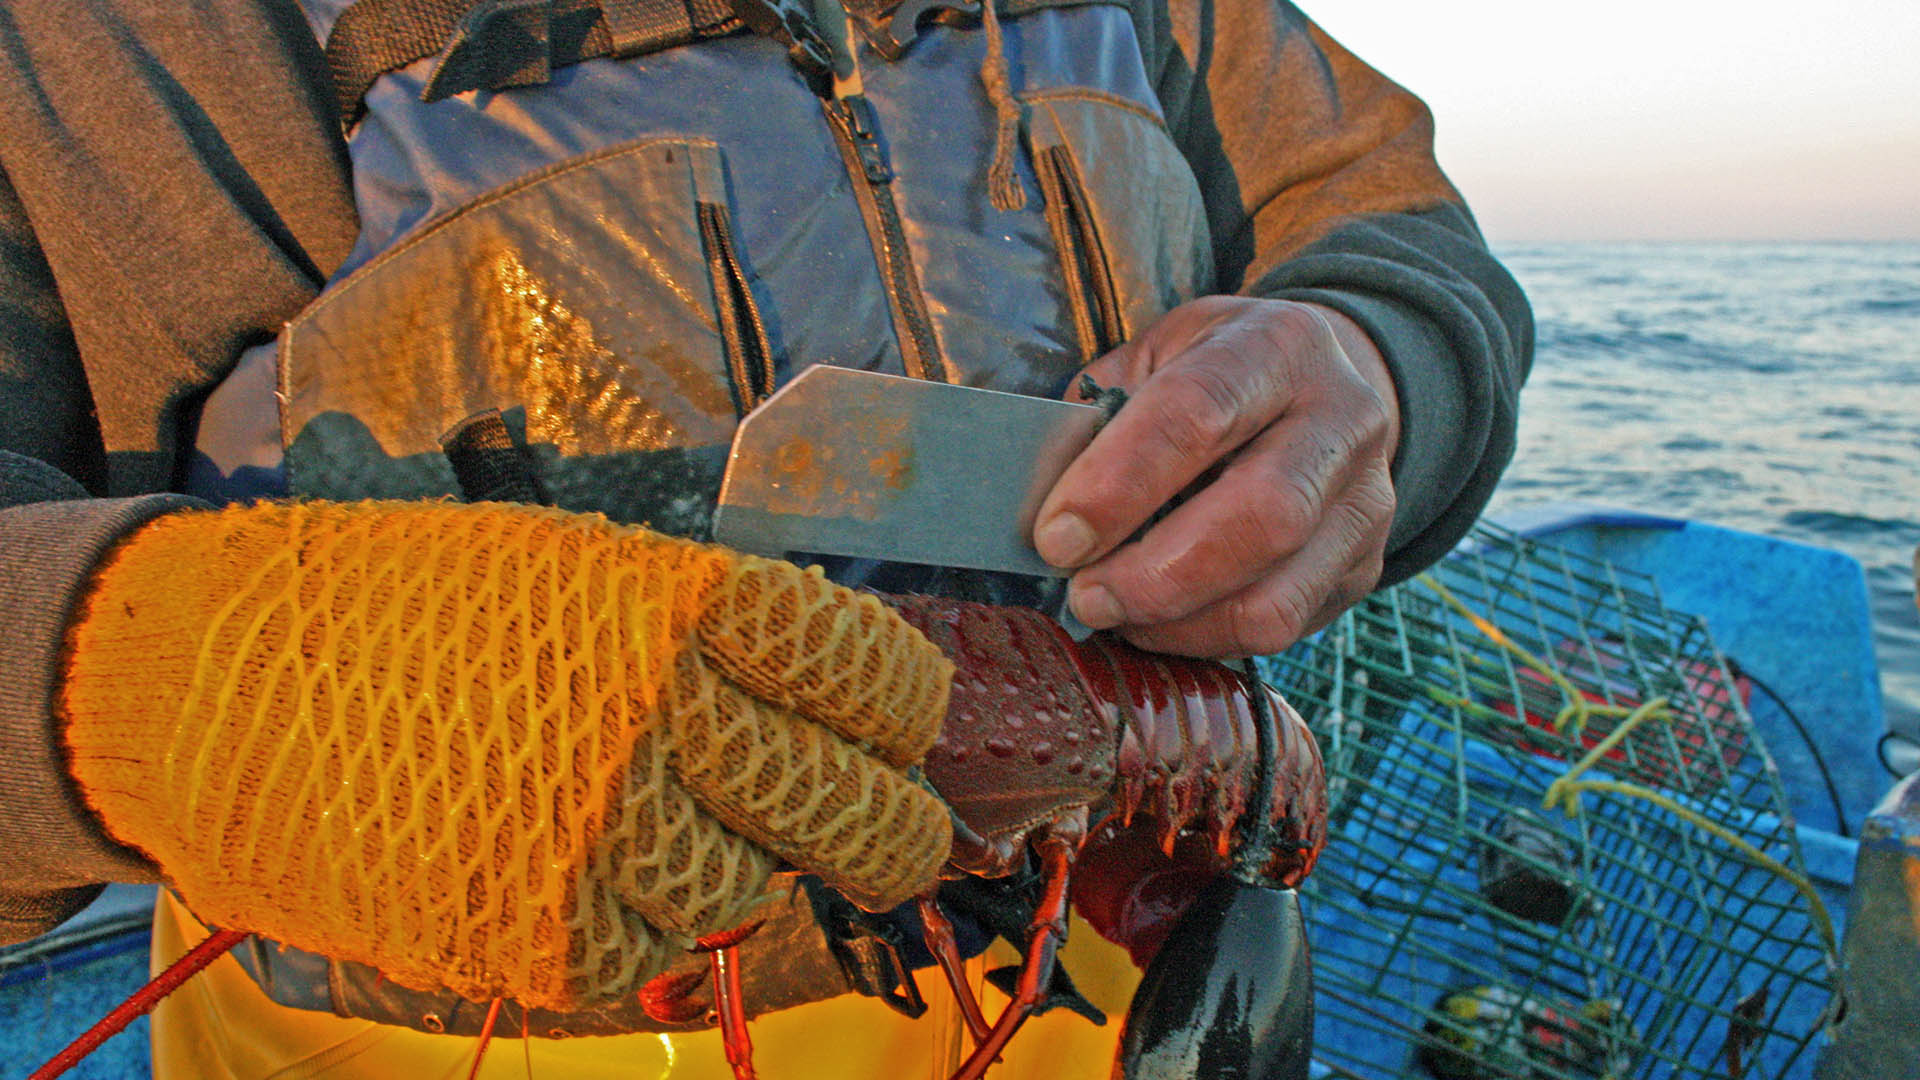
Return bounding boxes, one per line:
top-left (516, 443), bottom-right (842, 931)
top-left (698, 200), bottom-right (777, 415)
top-left (823, 93), bottom-right (948, 383)
top-left (1036, 145), bottom-right (1122, 362)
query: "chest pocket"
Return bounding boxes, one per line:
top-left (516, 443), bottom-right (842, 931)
top-left (1025, 86), bottom-right (1215, 365)
top-left (280, 138), bottom-right (773, 538)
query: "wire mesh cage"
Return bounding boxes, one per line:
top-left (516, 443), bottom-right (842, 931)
top-left (1257, 524), bottom-right (1840, 1080)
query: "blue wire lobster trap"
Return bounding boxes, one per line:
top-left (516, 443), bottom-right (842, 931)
top-left (1259, 525), bottom-right (1841, 1080)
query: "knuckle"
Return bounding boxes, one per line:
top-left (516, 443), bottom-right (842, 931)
top-left (1152, 363), bottom-right (1254, 459)
top-left (1118, 557), bottom-right (1200, 624)
top-left (1262, 300), bottom-right (1334, 346)
top-left (1337, 497), bottom-right (1395, 584)
top-left (1356, 467), bottom-right (1398, 523)
top-left (1319, 562), bottom-right (1378, 623)
top-left (1333, 394), bottom-right (1394, 461)
top-left (1190, 294), bottom-right (1246, 318)
top-left (1222, 496), bottom-right (1296, 569)
top-left (1335, 411), bottom-right (1376, 463)
top-left (1330, 486), bottom-right (1391, 553)
top-left (1313, 392), bottom-right (1380, 465)
top-left (1267, 463), bottom-right (1325, 542)
top-left (1340, 564), bottom-right (1381, 609)
top-left (1230, 584), bottom-right (1317, 656)
top-left (1250, 303), bottom-right (1334, 373)
top-left (1356, 393), bottom-right (1395, 446)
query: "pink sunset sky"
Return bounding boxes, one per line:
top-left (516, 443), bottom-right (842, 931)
top-left (1313, 0), bottom-right (1920, 245)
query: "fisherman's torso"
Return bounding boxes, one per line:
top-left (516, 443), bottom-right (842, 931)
top-left (259, 0), bottom-right (1213, 535)
top-left (188, 0), bottom-right (1213, 1039)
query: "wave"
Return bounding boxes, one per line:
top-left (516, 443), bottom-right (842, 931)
top-left (1497, 243), bottom-right (1920, 732)
top-left (1856, 297), bottom-right (1920, 314)
top-left (1534, 326), bottom-right (1799, 373)
top-left (1781, 510), bottom-right (1920, 538)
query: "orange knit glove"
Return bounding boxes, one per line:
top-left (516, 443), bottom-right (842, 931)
top-left (60, 501), bottom-right (952, 1010)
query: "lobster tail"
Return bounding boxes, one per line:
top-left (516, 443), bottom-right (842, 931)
top-left (888, 594), bottom-right (1327, 934)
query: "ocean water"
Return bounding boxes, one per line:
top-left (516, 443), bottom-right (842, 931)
top-left (1484, 242), bottom-right (1920, 747)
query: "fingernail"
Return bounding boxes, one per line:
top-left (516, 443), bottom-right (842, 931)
top-left (1070, 582), bottom-right (1123, 629)
top-left (1035, 512), bottom-right (1097, 567)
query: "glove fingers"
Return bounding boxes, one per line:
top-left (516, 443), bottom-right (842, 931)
top-left (668, 653), bottom-right (952, 912)
top-left (597, 727), bottom-right (779, 938)
top-left (547, 876), bottom-right (679, 1008)
top-left (695, 557), bottom-right (952, 768)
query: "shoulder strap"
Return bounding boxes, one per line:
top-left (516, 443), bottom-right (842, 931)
top-left (324, 0), bottom-right (1128, 127)
top-left (323, 0), bottom-right (740, 126)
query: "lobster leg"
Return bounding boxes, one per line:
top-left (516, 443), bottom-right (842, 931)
top-left (693, 922), bottom-right (765, 1080)
top-left (947, 813), bottom-right (1085, 1080)
top-left (918, 893), bottom-right (992, 1044)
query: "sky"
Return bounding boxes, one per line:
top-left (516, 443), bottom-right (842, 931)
top-left (1307, 1), bottom-right (1920, 244)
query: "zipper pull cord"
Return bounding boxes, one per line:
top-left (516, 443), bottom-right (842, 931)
top-left (978, 0), bottom-right (1026, 211)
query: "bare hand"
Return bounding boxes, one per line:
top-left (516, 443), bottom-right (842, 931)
top-left (1032, 296), bottom-right (1400, 657)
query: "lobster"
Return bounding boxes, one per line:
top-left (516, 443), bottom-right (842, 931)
top-left (30, 594), bottom-right (1328, 1080)
top-left (890, 595), bottom-right (1327, 1080)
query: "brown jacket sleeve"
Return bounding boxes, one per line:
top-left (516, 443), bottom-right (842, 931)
top-left (0, 0), bottom-right (356, 497)
top-left (0, 0), bottom-right (356, 941)
top-left (1144, 0), bottom-right (1533, 584)
top-left (0, 452), bottom-right (190, 942)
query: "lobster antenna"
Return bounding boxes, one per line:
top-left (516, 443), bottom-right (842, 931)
top-left (465, 997), bottom-right (503, 1080)
top-left (27, 927), bottom-right (249, 1080)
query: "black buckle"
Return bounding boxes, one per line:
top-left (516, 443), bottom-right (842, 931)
top-left (421, 0), bottom-right (602, 103)
top-left (864, 0), bottom-right (978, 61)
top-left (799, 878), bottom-right (930, 1019)
top-left (728, 0), bottom-right (837, 88)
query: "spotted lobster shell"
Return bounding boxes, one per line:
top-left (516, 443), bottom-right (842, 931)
top-left (889, 596), bottom-right (1327, 892)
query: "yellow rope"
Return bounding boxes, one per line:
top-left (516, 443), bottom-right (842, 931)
top-left (1417, 574), bottom-right (1594, 733)
top-left (1415, 573), bottom-right (1838, 957)
top-left (1541, 696), bottom-right (1671, 808)
top-left (1543, 777), bottom-right (1837, 956)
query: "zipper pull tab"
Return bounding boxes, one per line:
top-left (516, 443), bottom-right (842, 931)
top-left (836, 95), bottom-right (894, 184)
top-left (730, 0), bottom-right (837, 93)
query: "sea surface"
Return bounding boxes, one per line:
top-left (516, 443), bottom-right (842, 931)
top-left (1484, 242), bottom-right (1920, 751)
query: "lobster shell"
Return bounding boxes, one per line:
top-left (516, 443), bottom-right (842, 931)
top-left (889, 596), bottom-right (1326, 891)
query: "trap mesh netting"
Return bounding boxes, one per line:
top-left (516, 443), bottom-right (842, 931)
top-left (1257, 525), bottom-right (1840, 1080)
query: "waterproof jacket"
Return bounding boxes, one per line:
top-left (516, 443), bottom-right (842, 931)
top-left (0, 0), bottom-right (1531, 1018)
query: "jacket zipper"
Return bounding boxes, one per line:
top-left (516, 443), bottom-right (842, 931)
top-left (697, 200), bottom-right (777, 414)
top-left (1036, 144), bottom-right (1122, 361)
top-left (822, 93), bottom-right (949, 383)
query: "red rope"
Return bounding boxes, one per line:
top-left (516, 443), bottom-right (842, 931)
top-left (28, 927), bottom-right (249, 1080)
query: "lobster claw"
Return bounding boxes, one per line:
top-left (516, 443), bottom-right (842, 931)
top-left (1117, 877), bottom-right (1314, 1080)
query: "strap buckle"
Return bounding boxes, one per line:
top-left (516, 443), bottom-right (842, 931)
top-left (420, 0), bottom-right (601, 103)
top-left (728, 0), bottom-right (837, 89)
